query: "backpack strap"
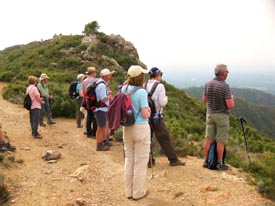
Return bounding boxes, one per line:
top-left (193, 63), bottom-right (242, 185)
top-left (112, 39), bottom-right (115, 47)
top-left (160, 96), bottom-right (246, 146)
top-left (148, 82), bottom-right (159, 97)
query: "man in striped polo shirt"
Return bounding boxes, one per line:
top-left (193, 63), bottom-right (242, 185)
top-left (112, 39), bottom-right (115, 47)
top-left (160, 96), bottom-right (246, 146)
top-left (202, 64), bottom-right (235, 170)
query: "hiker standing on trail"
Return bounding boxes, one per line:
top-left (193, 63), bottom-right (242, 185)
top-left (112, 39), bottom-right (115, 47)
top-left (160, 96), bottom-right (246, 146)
top-left (82, 67), bottom-right (99, 138)
top-left (94, 68), bottom-right (115, 151)
top-left (26, 76), bottom-right (44, 139)
top-left (202, 64), bottom-right (235, 170)
top-left (123, 65), bottom-right (151, 201)
top-left (75, 74), bottom-right (85, 128)
top-left (145, 67), bottom-right (186, 167)
top-left (37, 73), bottom-right (56, 126)
top-left (0, 127), bottom-right (16, 152)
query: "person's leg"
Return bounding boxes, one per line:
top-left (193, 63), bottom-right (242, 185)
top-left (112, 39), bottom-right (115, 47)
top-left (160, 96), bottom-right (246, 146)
top-left (215, 113), bottom-right (229, 170)
top-left (75, 99), bottom-right (83, 128)
top-left (39, 98), bottom-right (45, 125)
top-left (95, 111), bottom-right (109, 151)
top-left (33, 109), bottom-right (42, 138)
top-left (123, 126), bottom-right (135, 198)
top-left (80, 107), bottom-right (87, 134)
top-left (91, 111), bottom-right (97, 136)
top-left (153, 118), bottom-right (178, 163)
top-left (203, 114), bottom-right (216, 167)
top-left (86, 110), bottom-right (93, 136)
top-left (132, 124), bottom-right (150, 200)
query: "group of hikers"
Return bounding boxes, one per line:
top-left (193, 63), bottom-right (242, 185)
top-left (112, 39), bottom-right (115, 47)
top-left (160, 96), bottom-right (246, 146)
top-left (1, 63), bottom-right (234, 201)
top-left (68, 63), bottom-right (234, 200)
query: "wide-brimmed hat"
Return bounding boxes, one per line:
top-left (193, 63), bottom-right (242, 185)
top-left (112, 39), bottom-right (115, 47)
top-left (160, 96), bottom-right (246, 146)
top-left (77, 73), bottom-right (85, 80)
top-left (100, 68), bottom-right (116, 77)
top-left (40, 73), bottom-right (49, 81)
top-left (127, 65), bottom-right (148, 78)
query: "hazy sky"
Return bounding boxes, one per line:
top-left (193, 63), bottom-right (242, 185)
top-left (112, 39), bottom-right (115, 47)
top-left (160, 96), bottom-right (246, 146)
top-left (1, 0), bottom-right (275, 74)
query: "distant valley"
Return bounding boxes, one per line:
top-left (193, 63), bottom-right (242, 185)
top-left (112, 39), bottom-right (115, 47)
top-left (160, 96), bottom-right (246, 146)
top-left (164, 70), bottom-right (275, 95)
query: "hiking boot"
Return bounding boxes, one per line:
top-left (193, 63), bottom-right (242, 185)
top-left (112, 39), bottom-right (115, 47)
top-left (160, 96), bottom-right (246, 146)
top-left (40, 123), bottom-right (46, 127)
top-left (169, 159), bottom-right (186, 167)
top-left (0, 144), bottom-right (6, 152)
top-left (202, 160), bottom-right (208, 168)
top-left (96, 143), bottom-right (110, 151)
top-left (34, 134), bottom-right (43, 139)
top-left (147, 158), bottom-right (155, 168)
top-left (216, 162), bottom-right (229, 171)
top-left (2, 142), bottom-right (16, 152)
top-left (48, 121), bottom-right (56, 125)
top-left (103, 140), bottom-right (113, 147)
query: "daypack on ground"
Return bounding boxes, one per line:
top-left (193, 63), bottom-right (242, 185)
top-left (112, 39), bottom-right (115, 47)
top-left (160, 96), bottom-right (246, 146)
top-left (207, 141), bottom-right (226, 170)
top-left (85, 81), bottom-right (106, 111)
top-left (23, 94), bottom-right (32, 110)
top-left (68, 81), bottom-right (78, 99)
top-left (108, 86), bottom-right (141, 135)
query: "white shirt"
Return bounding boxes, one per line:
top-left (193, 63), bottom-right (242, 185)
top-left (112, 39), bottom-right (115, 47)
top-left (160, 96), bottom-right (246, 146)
top-left (145, 79), bottom-right (168, 114)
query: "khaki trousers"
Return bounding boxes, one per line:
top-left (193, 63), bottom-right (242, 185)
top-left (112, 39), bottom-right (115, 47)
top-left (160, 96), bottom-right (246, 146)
top-left (123, 124), bottom-right (150, 199)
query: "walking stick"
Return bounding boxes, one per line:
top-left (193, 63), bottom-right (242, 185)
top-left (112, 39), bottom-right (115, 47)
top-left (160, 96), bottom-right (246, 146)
top-left (149, 126), bottom-right (154, 179)
top-left (239, 117), bottom-right (251, 164)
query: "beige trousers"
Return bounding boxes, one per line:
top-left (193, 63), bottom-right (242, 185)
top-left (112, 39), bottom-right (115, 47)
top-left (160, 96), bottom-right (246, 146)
top-left (80, 107), bottom-right (87, 133)
top-left (123, 123), bottom-right (150, 199)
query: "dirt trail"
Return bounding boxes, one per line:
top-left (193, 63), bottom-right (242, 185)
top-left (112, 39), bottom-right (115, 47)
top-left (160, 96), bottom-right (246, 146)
top-left (0, 82), bottom-right (273, 206)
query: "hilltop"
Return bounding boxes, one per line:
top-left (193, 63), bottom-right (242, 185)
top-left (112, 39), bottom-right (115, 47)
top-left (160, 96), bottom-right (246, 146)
top-left (1, 21), bottom-right (275, 200)
top-left (0, 82), bottom-right (273, 206)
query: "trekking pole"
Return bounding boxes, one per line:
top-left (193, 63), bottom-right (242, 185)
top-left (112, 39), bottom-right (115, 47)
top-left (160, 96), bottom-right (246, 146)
top-left (239, 117), bottom-right (251, 165)
top-left (149, 127), bottom-right (154, 179)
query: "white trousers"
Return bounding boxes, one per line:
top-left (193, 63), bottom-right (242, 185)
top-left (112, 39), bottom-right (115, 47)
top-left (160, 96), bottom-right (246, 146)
top-left (80, 107), bottom-right (87, 133)
top-left (123, 123), bottom-right (150, 199)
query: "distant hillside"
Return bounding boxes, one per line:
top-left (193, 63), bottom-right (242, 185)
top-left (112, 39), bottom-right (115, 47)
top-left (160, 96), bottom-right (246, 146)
top-left (1, 21), bottom-right (275, 200)
top-left (186, 86), bottom-right (275, 139)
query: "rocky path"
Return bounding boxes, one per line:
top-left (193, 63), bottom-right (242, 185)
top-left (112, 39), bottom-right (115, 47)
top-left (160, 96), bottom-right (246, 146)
top-left (0, 82), bottom-right (273, 206)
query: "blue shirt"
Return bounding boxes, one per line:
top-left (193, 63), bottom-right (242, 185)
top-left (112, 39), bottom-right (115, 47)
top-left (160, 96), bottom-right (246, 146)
top-left (94, 79), bottom-right (108, 112)
top-left (124, 85), bottom-right (149, 124)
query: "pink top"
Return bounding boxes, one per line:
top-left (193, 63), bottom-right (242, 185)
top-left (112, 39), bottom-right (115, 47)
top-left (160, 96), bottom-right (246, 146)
top-left (26, 85), bottom-right (42, 109)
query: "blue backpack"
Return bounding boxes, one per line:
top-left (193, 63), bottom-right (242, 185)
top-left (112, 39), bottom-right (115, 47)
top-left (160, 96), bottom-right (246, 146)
top-left (207, 141), bottom-right (226, 170)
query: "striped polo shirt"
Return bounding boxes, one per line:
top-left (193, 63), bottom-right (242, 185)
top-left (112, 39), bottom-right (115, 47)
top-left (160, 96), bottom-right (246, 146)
top-left (203, 77), bottom-right (232, 114)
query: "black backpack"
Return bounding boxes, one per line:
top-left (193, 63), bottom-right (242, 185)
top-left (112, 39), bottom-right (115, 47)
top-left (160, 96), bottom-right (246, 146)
top-left (23, 93), bottom-right (32, 110)
top-left (68, 81), bottom-right (78, 99)
top-left (146, 82), bottom-right (159, 122)
top-left (85, 81), bottom-right (106, 111)
top-left (207, 141), bottom-right (226, 170)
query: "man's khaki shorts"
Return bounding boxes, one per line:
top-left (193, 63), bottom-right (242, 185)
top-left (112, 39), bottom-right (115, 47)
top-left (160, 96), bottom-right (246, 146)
top-left (205, 113), bottom-right (229, 143)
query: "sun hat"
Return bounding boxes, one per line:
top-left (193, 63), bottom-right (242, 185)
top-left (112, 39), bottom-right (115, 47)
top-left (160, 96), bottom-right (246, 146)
top-left (100, 68), bottom-right (116, 77)
top-left (77, 73), bottom-right (85, 80)
top-left (214, 64), bottom-right (229, 75)
top-left (85, 67), bottom-right (96, 74)
top-left (127, 65), bottom-right (148, 78)
top-left (40, 73), bottom-right (49, 81)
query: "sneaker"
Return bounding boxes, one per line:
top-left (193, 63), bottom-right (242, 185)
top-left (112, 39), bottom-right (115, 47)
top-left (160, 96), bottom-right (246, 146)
top-left (133, 189), bottom-right (150, 201)
top-left (34, 134), bottom-right (43, 139)
top-left (48, 121), bottom-right (56, 125)
top-left (216, 162), bottom-right (229, 171)
top-left (40, 123), bottom-right (46, 127)
top-left (169, 159), bottom-right (186, 167)
top-left (2, 142), bottom-right (16, 152)
top-left (96, 143), bottom-right (110, 151)
top-left (202, 160), bottom-right (208, 168)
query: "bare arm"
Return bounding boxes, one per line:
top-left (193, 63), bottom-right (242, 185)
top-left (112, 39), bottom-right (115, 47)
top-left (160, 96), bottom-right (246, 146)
top-left (202, 95), bottom-right (208, 103)
top-left (226, 95), bottom-right (235, 109)
top-left (141, 107), bottom-right (151, 119)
